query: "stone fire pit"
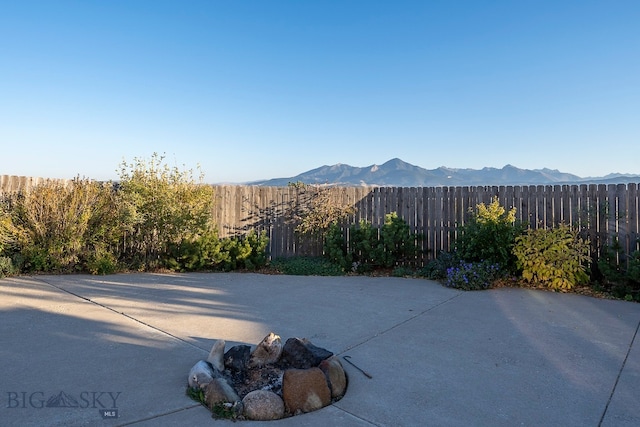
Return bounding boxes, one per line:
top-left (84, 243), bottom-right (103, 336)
top-left (187, 332), bottom-right (348, 421)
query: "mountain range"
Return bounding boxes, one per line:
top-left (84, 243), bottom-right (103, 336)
top-left (249, 158), bottom-right (640, 187)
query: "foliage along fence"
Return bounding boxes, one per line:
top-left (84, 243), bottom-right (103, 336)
top-left (210, 183), bottom-right (640, 266)
top-left (2, 176), bottom-right (639, 266)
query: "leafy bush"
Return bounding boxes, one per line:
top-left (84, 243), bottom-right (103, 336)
top-left (324, 220), bottom-right (381, 273)
top-left (419, 251), bottom-right (460, 280)
top-left (166, 230), bottom-right (269, 272)
top-left (346, 219), bottom-right (380, 272)
top-left (598, 239), bottom-right (625, 284)
top-left (0, 154), bottom-right (268, 276)
top-left (598, 239), bottom-right (640, 300)
top-left (391, 266), bottom-right (416, 277)
top-left (242, 230), bottom-right (270, 270)
top-left (0, 205), bottom-right (13, 254)
top-left (445, 261), bottom-right (502, 290)
top-left (455, 197), bottom-right (523, 270)
top-left (219, 230), bottom-right (269, 271)
top-left (116, 153), bottom-right (215, 270)
top-left (2, 179), bottom-right (119, 273)
top-left (324, 213), bottom-right (422, 272)
top-left (269, 256), bottom-right (344, 276)
top-left (376, 212), bottom-right (421, 268)
top-left (86, 248), bottom-right (119, 275)
top-left (0, 256), bottom-right (17, 277)
top-left (630, 251), bottom-right (640, 283)
top-left (513, 224), bottom-right (590, 290)
top-left (323, 223), bottom-right (351, 271)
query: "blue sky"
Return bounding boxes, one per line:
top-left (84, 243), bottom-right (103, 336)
top-left (1, 1), bottom-right (639, 183)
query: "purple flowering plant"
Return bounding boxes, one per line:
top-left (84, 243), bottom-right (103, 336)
top-left (445, 261), bottom-right (502, 290)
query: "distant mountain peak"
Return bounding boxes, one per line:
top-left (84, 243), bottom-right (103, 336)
top-left (247, 160), bottom-right (640, 187)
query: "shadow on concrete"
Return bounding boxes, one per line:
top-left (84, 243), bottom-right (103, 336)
top-left (1, 273), bottom-right (639, 426)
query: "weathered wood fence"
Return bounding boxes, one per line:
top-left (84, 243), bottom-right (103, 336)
top-left (2, 176), bottom-right (639, 265)
top-left (0, 175), bottom-right (71, 193)
top-left (211, 184), bottom-right (640, 265)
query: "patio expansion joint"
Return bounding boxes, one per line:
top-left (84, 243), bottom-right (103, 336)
top-left (338, 291), bottom-right (463, 355)
top-left (331, 403), bottom-right (383, 426)
top-left (597, 314), bottom-right (640, 427)
top-left (31, 276), bottom-right (209, 354)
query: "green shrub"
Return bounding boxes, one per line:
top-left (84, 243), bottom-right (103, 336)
top-left (598, 239), bottom-right (626, 283)
top-left (166, 229), bottom-right (269, 272)
top-left (0, 256), bottom-right (17, 277)
top-left (455, 197), bottom-right (523, 270)
top-left (376, 212), bottom-right (421, 268)
top-left (324, 220), bottom-right (379, 273)
top-left (86, 248), bottom-right (119, 275)
top-left (0, 155), bottom-right (272, 275)
top-left (217, 231), bottom-right (269, 271)
top-left (445, 261), bottom-right (502, 290)
top-left (598, 239), bottom-right (640, 300)
top-left (392, 265), bottom-right (415, 277)
top-left (3, 179), bottom-right (119, 273)
top-left (269, 256), bottom-right (344, 276)
top-left (170, 231), bottom-right (216, 272)
top-left (242, 230), bottom-right (270, 270)
top-left (629, 251), bottom-right (640, 283)
top-left (0, 206), bottom-right (13, 254)
top-left (419, 251), bottom-right (460, 280)
top-left (324, 213), bottom-right (421, 272)
top-left (513, 224), bottom-right (590, 290)
top-left (323, 223), bottom-right (351, 271)
top-left (116, 153), bottom-right (215, 270)
top-left (347, 219), bottom-right (379, 272)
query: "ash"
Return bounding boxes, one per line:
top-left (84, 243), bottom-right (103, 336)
top-left (227, 364), bottom-right (284, 399)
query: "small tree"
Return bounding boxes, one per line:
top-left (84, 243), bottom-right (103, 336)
top-left (285, 182), bottom-right (355, 256)
top-left (287, 182), bottom-right (355, 236)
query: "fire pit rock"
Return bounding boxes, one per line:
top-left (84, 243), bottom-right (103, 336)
top-left (187, 332), bottom-right (348, 420)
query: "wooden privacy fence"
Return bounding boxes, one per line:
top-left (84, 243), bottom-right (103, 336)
top-left (0, 175), bottom-right (71, 193)
top-left (211, 184), bottom-right (640, 265)
top-left (2, 176), bottom-right (638, 265)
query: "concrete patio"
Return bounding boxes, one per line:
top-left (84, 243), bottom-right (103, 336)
top-left (1, 273), bottom-right (638, 426)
